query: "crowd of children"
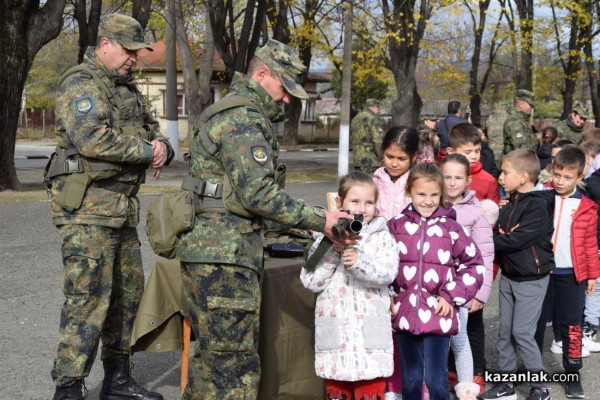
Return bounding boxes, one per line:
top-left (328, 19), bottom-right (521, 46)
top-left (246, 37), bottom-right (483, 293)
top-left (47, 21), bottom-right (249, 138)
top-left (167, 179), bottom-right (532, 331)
top-left (300, 121), bottom-right (600, 400)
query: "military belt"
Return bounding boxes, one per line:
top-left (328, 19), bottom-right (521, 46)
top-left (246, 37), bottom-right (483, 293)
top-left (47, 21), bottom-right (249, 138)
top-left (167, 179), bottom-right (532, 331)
top-left (92, 180), bottom-right (140, 197)
top-left (181, 175), bottom-right (223, 198)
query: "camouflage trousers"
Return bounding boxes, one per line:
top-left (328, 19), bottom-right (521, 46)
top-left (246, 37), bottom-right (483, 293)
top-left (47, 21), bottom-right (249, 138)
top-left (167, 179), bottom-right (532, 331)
top-left (52, 224), bottom-right (144, 386)
top-left (181, 262), bottom-right (261, 400)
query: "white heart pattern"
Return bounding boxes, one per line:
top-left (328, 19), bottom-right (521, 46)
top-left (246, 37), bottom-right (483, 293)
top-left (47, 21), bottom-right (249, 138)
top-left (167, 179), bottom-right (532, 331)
top-left (423, 242), bottom-right (430, 255)
top-left (391, 301), bottom-right (400, 315)
top-left (453, 296), bottom-right (466, 305)
top-left (440, 318), bottom-right (452, 333)
top-left (397, 241), bottom-right (408, 255)
top-left (427, 218), bottom-right (439, 226)
top-left (463, 273), bottom-right (476, 286)
top-left (399, 316), bottom-right (410, 330)
top-left (409, 293), bottom-right (417, 307)
top-left (418, 309), bottom-right (432, 323)
top-left (403, 265), bottom-right (417, 281)
top-left (457, 263), bottom-right (467, 272)
top-left (426, 296), bottom-right (438, 309)
top-left (450, 231), bottom-right (459, 243)
top-left (446, 281), bottom-right (456, 291)
top-left (427, 225), bottom-right (443, 237)
top-left (463, 226), bottom-right (471, 236)
top-left (446, 269), bottom-right (453, 282)
top-left (405, 221), bottom-right (419, 235)
top-left (476, 265), bottom-right (487, 275)
top-left (424, 269), bottom-right (439, 283)
top-left (438, 249), bottom-right (451, 265)
top-left (465, 243), bottom-right (476, 257)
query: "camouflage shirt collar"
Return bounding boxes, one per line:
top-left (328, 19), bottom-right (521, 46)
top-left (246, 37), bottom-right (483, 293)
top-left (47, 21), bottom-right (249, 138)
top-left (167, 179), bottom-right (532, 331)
top-left (230, 72), bottom-right (286, 123)
top-left (84, 47), bottom-right (134, 84)
top-left (566, 115), bottom-right (583, 132)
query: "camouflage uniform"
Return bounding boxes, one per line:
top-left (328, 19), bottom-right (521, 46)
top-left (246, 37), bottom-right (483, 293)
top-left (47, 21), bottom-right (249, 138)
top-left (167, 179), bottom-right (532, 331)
top-left (502, 107), bottom-right (538, 154)
top-left (555, 115), bottom-right (584, 143)
top-left (46, 16), bottom-right (173, 389)
top-left (485, 103), bottom-right (509, 168)
top-left (350, 105), bottom-right (384, 174)
top-left (177, 40), bottom-right (326, 399)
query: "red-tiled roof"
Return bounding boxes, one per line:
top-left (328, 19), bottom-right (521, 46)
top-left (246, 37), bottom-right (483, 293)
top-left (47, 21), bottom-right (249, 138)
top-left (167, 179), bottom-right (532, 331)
top-left (136, 40), bottom-right (226, 72)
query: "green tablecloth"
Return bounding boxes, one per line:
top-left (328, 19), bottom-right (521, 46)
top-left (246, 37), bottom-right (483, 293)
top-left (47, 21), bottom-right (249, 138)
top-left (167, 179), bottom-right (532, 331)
top-left (131, 257), bottom-right (323, 399)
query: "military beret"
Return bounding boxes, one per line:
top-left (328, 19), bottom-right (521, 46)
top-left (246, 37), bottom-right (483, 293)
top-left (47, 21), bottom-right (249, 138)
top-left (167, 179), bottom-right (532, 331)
top-left (98, 14), bottom-right (153, 52)
top-left (573, 103), bottom-right (590, 120)
top-left (516, 89), bottom-right (535, 107)
top-left (254, 39), bottom-right (308, 99)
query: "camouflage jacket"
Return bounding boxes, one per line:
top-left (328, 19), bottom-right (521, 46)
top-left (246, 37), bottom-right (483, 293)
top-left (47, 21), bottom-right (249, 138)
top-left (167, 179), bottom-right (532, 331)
top-left (177, 72), bottom-right (326, 272)
top-left (555, 116), bottom-right (583, 143)
top-left (502, 107), bottom-right (538, 154)
top-left (350, 109), bottom-right (384, 171)
top-left (50, 48), bottom-right (171, 228)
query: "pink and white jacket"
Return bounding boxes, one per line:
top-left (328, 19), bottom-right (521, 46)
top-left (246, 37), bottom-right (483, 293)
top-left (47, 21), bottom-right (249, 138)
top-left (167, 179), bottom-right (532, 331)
top-left (373, 167), bottom-right (410, 220)
top-left (300, 216), bottom-right (398, 381)
top-left (452, 190), bottom-right (498, 304)
top-left (388, 205), bottom-right (484, 336)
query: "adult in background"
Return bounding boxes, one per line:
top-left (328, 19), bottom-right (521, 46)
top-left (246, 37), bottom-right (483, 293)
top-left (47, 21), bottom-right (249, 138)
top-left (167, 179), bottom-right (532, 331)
top-left (555, 104), bottom-right (589, 142)
top-left (45, 14), bottom-right (173, 400)
top-left (351, 99), bottom-right (385, 173)
top-left (502, 89), bottom-right (538, 154)
top-left (436, 100), bottom-right (468, 152)
top-left (176, 39), bottom-right (356, 400)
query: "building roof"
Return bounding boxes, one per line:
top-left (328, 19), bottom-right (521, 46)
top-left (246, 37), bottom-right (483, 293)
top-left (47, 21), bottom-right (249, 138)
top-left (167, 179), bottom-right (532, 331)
top-left (135, 40), bottom-right (331, 84)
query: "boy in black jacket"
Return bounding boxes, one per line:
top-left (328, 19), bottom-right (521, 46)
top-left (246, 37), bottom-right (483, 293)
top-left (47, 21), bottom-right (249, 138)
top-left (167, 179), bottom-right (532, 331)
top-left (480, 149), bottom-right (555, 400)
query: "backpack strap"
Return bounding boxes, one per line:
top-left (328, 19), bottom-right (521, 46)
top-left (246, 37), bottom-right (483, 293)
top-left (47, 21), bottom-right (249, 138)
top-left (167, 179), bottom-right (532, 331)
top-left (194, 95), bottom-right (260, 156)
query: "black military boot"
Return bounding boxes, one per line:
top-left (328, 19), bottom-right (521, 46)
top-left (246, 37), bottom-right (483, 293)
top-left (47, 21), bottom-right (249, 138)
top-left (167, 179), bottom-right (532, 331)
top-left (99, 354), bottom-right (164, 400)
top-left (53, 379), bottom-right (87, 400)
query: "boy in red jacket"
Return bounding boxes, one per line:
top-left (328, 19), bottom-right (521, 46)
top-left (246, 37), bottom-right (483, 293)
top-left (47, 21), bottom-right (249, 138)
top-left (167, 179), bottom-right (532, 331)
top-left (534, 145), bottom-right (600, 399)
top-left (447, 123), bottom-right (500, 204)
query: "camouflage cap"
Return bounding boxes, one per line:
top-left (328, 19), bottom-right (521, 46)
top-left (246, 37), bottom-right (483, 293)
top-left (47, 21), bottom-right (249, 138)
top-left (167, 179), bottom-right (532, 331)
top-left (573, 103), bottom-right (589, 119)
top-left (98, 14), bottom-right (153, 52)
top-left (516, 89), bottom-right (535, 107)
top-left (254, 39), bottom-right (308, 99)
top-left (366, 99), bottom-right (381, 108)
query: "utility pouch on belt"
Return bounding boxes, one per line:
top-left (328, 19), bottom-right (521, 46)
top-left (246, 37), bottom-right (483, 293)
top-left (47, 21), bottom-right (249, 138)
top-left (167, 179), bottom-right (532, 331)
top-left (54, 173), bottom-right (91, 212)
top-left (146, 190), bottom-right (195, 259)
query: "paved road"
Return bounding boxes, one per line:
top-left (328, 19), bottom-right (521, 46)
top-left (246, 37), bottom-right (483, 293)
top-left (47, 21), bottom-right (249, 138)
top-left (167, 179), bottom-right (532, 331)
top-left (4, 144), bottom-right (600, 399)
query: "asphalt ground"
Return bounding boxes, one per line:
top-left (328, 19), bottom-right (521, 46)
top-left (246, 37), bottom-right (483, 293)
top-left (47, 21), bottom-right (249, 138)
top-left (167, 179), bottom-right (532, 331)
top-left (2, 143), bottom-right (600, 399)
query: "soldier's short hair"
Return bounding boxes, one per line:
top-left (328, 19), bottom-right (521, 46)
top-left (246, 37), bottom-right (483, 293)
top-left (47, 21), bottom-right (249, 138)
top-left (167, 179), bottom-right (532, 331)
top-left (553, 145), bottom-right (586, 176)
top-left (503, 149), bottom-right (540, 183)
top-left (448, 100), bottom-right (461, 115)
top-left (448, 123), bottom-right (482, 149)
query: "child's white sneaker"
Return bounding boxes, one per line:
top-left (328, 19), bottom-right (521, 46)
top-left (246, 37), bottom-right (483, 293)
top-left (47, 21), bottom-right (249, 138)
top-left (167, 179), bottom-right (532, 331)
top-left (550, 339), bottom-right (562, 354)
top-left (384, 392), bottom-right (402, 400)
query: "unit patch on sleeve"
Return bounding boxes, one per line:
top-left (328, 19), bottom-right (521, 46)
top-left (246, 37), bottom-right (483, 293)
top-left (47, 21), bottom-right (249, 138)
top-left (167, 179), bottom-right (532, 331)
top-left (251, 146), bottom-right (268, 165)
top-left (74, 96), bottom-right (95, 115)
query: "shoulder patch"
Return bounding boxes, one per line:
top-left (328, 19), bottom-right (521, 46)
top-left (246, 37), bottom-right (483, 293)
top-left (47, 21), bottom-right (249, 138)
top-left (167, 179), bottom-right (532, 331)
top-left (251, 146), bottom-right (268, 165)
top-left (74, 96), bottom-right (95, 115)
top-left (515, 132), bottom-right (523, 138)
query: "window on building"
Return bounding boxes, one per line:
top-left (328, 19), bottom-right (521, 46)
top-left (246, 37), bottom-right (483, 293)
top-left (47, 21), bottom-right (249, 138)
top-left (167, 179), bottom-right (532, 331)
top-left (162, 91), bottom-right (187, 117)
top-left (304, 98), bottom-right (316, 121)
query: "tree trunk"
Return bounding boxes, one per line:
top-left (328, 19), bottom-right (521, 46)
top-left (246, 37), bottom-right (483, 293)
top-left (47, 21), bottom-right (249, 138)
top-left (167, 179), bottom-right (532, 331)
top-left (515, 0), bottom-right (534, 91)
top-left (467, 0), bottom-right (492, 125)
top-left (382, 0), bottom-right (430, 126)
top-left (0, 0), bottom-right (66, 192)
top-left (75, 0), bottom-right (101, 63)
top-left (584, 34), bottom-right (599, 128)
top-left (132, 0), bottom-right (152, 28)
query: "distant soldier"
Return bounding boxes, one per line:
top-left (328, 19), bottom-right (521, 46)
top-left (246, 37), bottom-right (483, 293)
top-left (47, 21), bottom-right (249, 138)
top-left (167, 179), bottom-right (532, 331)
top-left (485, 102), bottom-right (509, 168)
top-left (351, 99), bottom-right (385, 173)
top-left (502, 89), bottom-right (538, 154)
top-left (555, 104), bottom-right (589, 142)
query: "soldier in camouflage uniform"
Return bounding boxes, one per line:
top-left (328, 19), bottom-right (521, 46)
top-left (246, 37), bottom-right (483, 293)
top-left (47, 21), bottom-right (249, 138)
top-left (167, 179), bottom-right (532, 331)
top-left (554, 104), bottom-right (589, 142)
top-left (45, 14), bottom-right (173, 400)
top-left (177, 39), bottom-right (354, 400)
top-left (350, 99), bottom-right (385, 173)
top-left (484, 102), bottom-right (509, 169)
top-left (502, 89), bottom-right (539, 155)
